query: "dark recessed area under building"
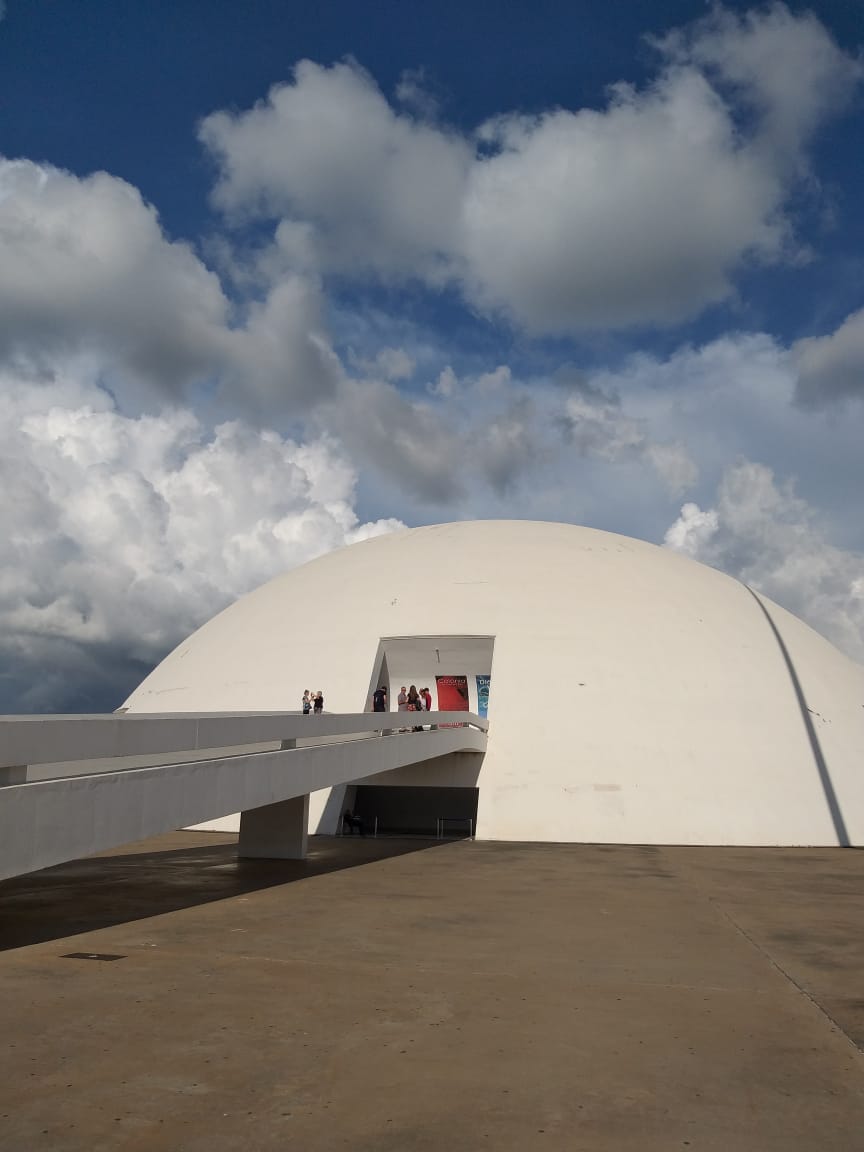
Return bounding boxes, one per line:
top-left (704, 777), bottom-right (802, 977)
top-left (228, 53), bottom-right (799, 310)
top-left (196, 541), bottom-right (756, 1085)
top-left (352, 785), bottom-right (479, 837)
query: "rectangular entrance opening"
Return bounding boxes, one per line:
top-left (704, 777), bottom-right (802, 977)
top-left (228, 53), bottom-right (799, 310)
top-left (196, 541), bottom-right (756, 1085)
top-left (353, 785), bottom-right (479, 838)
top-left (366, 635), bottom-right (495, 717)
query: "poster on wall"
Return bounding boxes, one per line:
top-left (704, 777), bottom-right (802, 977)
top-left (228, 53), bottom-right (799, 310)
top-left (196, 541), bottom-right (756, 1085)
top-left (475, 675), bottom-right (490, 718)
top-left (435, 674), bottom-right (469, 726)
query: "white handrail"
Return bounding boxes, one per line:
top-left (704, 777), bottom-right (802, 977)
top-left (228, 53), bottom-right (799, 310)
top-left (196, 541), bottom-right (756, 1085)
top-left (0, 711), bottom-right (488, 770)
top-left (0, 721), bottom-right (487, 881)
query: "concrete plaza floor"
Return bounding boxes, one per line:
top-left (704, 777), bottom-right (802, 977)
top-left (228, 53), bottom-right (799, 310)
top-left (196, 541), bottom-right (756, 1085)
top-left (0, 833), bottom-right (862, 1152)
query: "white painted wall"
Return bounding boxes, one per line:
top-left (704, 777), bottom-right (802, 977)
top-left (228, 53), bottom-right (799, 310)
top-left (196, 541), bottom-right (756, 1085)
top-left (124, 521), bottom-right (864, 846)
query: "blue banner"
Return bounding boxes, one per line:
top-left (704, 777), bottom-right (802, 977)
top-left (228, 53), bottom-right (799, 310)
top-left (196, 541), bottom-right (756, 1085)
top-left (476, 674), bottom-right (490, 718)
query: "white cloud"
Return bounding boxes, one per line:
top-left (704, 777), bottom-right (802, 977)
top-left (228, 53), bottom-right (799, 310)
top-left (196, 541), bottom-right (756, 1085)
top-left (663, 501), bottom-right (719, 556)
top-left (325, 354), bottom-right (704, 510)
top-left (322, 376), bottom-right (468, 502)
top-left (794, 307), bottom-right (864, 406)
top-left (644, 443), bottom-right (700, 496)
top-left (2, 7), bottom-right (862, 706)
top-left (462, 67), bottom-right (783, 331)
top-left (462, 5), bottom-right (858, 330)
top-left (427, 364), bottom-right (508, 400)
top-left (0, 148), bottom-right (719, 545)
top-left (581, 329), bottom-right (864, 524)
top-left (0, 158), bottom-right (341, 417)
top-left (201, 60), bottom-right (472, 282)
top-left (0, 159), bottom-right (230, 397)
top-left (0, 365), bottom-right (402, 709)
top-left (664, 462), bottom-right (864, 664)
top-left (660, 3), bottom-right (862, 159)
top-left (220, 273), bottom-right (342, 412)
top-left (478, 398), bottom-right (542, 494)
top-left (321, 365), bottom-right (553, 503)
top-left (395, 68), bottom-right (440, 121)
top-left (561, 384), bottom-right (698, 495)
top-left (350, 346), bottom-right (416, 381)
top-left (199, 6), bottom-right (860, 333)
top-left (429, 365), bottom-right (458, 398)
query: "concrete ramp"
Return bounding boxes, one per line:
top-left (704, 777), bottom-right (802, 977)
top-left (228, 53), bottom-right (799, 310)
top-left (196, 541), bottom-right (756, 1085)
top-left (0, 712), bottom-right (487, 881)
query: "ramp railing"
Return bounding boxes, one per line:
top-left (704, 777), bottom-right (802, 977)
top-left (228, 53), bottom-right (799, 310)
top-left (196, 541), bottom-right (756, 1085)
top-left (0, 710), bottom-right (488, 783)
top-left (0, 712), bottom-right (488, 881)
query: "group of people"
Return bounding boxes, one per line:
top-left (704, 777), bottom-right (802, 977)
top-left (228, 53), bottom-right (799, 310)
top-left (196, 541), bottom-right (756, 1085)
top-left (301, 690), bottom-right (324, 715)
top-left (371, 683), bottom-right (434, 730)
top-left (399, 684), bottom-right (432, 731)
top-left (398, 685), bottom-right (432, 715)
top-left (306, 685), bottom-right (434, 721)
top-left (306, 684), bottom-right (434, 726)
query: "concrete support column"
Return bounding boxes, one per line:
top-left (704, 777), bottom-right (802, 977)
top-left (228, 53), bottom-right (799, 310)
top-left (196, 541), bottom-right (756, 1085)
top-left (237, 738), bottom-right (308, 860)
top-left (238, 792), bottom-right (309, 860)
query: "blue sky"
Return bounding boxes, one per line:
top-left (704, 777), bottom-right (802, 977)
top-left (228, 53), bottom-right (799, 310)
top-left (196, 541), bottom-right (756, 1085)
top-left (0, 1), bottom-right (863, 710)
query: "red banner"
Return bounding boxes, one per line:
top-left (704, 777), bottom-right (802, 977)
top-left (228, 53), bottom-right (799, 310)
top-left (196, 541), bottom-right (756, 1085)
top-left (435, 675), bottom-right (469, 725)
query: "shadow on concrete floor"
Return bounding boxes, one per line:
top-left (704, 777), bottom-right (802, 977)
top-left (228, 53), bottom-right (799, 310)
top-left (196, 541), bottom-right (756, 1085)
top-left (0, 832), bottom-right (444, 952)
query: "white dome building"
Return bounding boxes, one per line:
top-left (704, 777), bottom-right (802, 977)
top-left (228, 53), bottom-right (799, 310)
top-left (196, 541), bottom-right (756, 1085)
top-left (124, 521), bottom-right (864, 846)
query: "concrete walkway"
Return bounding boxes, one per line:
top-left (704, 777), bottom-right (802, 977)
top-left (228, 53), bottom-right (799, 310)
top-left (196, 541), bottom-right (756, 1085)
top-left (0, 834), bottom-right (862, 1151)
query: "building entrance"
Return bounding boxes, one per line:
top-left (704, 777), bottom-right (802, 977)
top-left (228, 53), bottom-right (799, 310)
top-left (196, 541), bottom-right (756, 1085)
top-left (366, 635), bottom-right (494, 718)
top-left (353, 785), bottom-right (479, 838)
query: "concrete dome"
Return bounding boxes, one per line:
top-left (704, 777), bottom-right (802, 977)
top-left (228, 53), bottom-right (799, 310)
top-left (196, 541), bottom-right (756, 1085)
top-left (124, 520), bottom-right (864, 846)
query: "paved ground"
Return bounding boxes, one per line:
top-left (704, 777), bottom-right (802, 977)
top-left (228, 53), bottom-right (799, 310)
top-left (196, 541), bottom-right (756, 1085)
top-left (0, 834), bottom-right (862, 1152)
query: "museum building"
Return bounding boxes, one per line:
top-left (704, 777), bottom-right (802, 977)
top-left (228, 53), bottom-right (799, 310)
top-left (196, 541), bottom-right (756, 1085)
top-left (124, 520), bottom-right (864, 846)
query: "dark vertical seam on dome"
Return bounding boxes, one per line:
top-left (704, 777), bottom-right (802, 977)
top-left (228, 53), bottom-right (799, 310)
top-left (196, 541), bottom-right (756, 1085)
top-left (740, 582), bottom-right (849, 847)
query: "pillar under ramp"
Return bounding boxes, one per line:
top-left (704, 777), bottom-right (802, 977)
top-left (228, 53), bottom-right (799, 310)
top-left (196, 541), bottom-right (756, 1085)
top-left (237, 738), bottom-right (309, 859)
top-left (239, 794), bottom-right (309, 860)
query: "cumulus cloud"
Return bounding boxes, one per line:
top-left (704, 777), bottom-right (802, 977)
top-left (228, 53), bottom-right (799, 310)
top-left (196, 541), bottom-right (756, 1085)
top-left (0, 365), bottom-right (402, 710)
top-left (350, 346), bottom-right (416, 381)
top-left (560, 380), bottom-right (698, 495)
top-left (220, 273), bottom-right (341, 412)
top-left (660, 3), bottom-right (862, 159)
top-left (794, 307), bottom-right (864, 406)
top-left (321, 364), bottom-right (557, 503)
top-left (326, 354), bottom-right (701, 509)
top-left (462, 5), bottom-right (858, 331)
top-left (395, 68), bottom-right (441, 120)
top-left (429, 366), bottom-right (458, 398)
top-left (582, 330), bottom-right (860, 510)
top-left (477, 397), bottom-right (543, 494)
top-left (3, 7), bottom-right (863, 708)
top-left (201, 59), bottom-right (472, 282)
top-left (462, 70), bottom-right (779, 330)
top-left (664, 461), bottom-right (864, 664)
top-left (0, 160), bottom-right (229, 396)
top-left (321, 377), bottom-right (469, 502)
top-left (663, 501), bottom-right (719, 556)
top-left (199, 6), bottom-right (859, 333)
top-left (0, 158), bottom-right (341, 416)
